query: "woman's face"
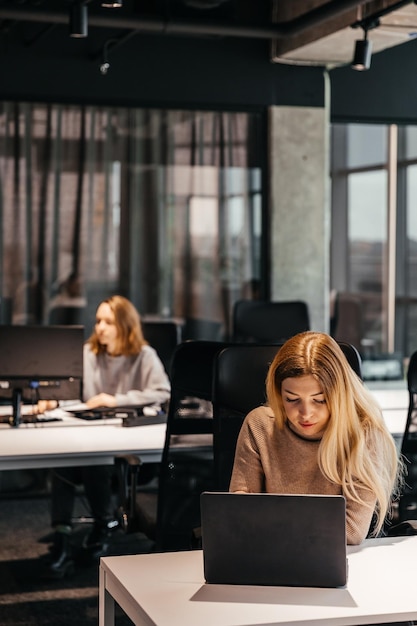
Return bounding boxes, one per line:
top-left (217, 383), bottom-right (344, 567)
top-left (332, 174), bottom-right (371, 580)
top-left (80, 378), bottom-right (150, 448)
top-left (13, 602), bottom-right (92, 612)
top-left (95, 302), bottom-right (119, 354)
top-left (281, 374), bottom-right (330, 439)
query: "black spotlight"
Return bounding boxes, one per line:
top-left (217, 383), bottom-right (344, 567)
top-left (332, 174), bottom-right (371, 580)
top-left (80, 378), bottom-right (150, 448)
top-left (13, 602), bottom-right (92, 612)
top-left (352, 30), bottom-right (372, 71)
top-left (69, 1), bottom-right (88, 38)
top-left (101, 0), bottom-right (123, 7)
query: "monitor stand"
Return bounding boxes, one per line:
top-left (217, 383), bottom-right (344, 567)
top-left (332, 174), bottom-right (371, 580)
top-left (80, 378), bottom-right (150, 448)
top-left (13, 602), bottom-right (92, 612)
top-left (12, 387), bottom-right (22, 428)
top-left (0, 389), bottom-right (62, 427)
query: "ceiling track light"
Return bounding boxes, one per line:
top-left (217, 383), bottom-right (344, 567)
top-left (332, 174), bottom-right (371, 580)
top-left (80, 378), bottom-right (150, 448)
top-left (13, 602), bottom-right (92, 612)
top-left (351, 28), bottom-right (372, 71)
top-left (69, 1), bottom-right (88, 38)
top-left (101, 0), bottom-right (123, 7)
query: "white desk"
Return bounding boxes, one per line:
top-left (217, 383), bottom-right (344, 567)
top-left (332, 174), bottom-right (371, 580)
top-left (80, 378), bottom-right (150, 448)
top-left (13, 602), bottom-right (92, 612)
top-left (369, 386), bottom-right (408, 439)
top-left (0, 387), bottom-right (408, 472)
top-left (0, 415), bottom-right (167, 470)
top-left (99, 535), bottom-right (417, 626)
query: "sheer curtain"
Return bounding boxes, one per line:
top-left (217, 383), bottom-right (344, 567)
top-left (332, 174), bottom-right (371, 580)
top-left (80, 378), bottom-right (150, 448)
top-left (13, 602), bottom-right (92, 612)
top-left (0, 103), bottom-right (264, 336)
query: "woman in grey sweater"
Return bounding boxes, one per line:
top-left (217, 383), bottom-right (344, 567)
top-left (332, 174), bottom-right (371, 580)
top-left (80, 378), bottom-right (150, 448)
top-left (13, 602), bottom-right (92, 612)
top-left (43, 295), bottom-right (170, 579)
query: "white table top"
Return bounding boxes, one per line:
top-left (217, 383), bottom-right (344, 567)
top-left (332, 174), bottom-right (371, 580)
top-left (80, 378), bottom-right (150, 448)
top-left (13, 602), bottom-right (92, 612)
top-left (0, 386), bottom-right (409, 471)
top-left (0, 413), bottom-right (167, 469)
top-left (99, 535), bottom-right (417, 626)
top-left (368, 386), bottom-right (408, 438)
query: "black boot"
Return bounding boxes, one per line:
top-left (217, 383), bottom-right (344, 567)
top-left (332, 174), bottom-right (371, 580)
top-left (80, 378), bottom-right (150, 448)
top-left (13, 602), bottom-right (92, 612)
top-left (42, 530), bottom-right (75, 579)
top-left (81, 518), bottom-right (119, 562)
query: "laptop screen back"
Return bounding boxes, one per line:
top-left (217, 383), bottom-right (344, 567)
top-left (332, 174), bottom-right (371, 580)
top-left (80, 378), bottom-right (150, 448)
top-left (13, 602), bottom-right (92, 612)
top-left (200, 492), bottom-right (347, 588)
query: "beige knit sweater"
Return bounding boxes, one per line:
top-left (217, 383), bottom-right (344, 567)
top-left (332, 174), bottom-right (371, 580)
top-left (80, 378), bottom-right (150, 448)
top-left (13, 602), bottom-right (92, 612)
top-left (229, 405), bottom-right (377, 545)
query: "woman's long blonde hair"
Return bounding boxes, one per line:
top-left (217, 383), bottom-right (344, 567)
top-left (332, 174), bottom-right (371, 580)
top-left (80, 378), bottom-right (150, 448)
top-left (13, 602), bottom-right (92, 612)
top-left (88, 295), bottom-right (148, 356)
top-left (266, 331), bottom-right (404, 535)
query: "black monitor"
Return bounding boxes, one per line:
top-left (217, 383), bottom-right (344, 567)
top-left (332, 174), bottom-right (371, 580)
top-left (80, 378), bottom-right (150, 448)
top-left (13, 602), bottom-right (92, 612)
top-left (0, 325), bottom-right (84, 427)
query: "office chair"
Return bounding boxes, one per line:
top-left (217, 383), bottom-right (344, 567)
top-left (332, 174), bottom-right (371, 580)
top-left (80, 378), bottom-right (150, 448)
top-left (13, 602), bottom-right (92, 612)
top-left (397, 350), bottom-right (417, 522)
top-left (155, 340), bottom-right (232, 551)
top-left (141, 320), bottom-right (182, 375)
top-left (212, 344), bottom-right (281, 491)
top-left (212, 340), bottom-right (362, 492)
top-left (338, 341), bottom-right (362, 379)
top-left (48, 305), bottom-right (86, 326)
top-left (232, 299), bottom-right (310, 343)
top-left (0, 297), bottom-right (12, 324)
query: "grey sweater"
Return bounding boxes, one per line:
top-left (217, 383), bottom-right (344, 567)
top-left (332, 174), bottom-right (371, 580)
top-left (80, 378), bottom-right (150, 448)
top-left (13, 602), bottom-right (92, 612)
top-left (82, 344), bottom-right (171, 407)
top-left (229, 405), bottom-right (377, 545)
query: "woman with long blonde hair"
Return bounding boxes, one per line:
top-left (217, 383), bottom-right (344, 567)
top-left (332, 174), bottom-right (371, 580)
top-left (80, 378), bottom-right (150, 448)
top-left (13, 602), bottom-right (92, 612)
top-left (230, 331), bottom-right (403, 545)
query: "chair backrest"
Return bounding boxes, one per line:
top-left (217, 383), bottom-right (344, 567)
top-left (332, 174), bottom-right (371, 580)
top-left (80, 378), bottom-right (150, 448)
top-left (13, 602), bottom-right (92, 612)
top-left (408, 351), bottom-right (417, 395)
top-left (400, 350), bottom-right (417, 457)
top-left (232, 299), bottom-right (310, 343)
top-left (0, 297), bottom-right (12, 324)
top-left (212, 344), bottom-right (281, 491)
top-left (141, 320), bottom-right (182, 375)
top-left (155, 340), bottom-right (232, 550)
top-left (397, 351), bottom-right (417, 522)
top-left (168, 340), bottom-right (228, 408)
top-left (212, 340), bottom-right (362, 492)
top-left (48, 305), bottom-right (86, 326)
top-left (338, 341), bottom-right (362, 379)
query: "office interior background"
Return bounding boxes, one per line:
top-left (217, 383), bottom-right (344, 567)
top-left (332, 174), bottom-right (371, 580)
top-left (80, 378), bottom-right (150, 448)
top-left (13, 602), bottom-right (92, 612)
top-left (0, 0), bottom-right (417, 375)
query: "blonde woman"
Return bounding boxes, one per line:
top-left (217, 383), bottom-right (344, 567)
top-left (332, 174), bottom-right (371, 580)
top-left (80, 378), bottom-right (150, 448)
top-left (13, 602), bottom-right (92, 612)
top-left (230, 331), bottom-right (403, 545)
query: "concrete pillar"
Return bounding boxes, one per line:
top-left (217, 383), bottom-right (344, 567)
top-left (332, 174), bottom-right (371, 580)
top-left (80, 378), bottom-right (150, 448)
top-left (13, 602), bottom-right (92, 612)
top-left (269, 86), bottom-right (330, 332)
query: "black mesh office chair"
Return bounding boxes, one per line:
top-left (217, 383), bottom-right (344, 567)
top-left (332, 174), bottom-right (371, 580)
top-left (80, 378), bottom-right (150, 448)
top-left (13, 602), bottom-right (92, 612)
top-left (48, 305), bottom-right (86, 326)
top-left (155, 340), bottom-right (231, 551)
top-left (232, 299), bottom-right (310, 343)
top-left (141, 320), bottom-right (182, 375)
top-left (212, 344), bottom-right (281, 491)
top-left (338, 341), bottom-right (362, 379)
top-left (397, 351), bottom-right (417, 522)
top-left (212, 340), bottom-right (362, 492)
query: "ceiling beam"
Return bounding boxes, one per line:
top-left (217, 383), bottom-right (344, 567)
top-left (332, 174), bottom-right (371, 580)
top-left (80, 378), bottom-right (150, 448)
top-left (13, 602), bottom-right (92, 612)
top-left (0, 1), bottom-right (385, 41)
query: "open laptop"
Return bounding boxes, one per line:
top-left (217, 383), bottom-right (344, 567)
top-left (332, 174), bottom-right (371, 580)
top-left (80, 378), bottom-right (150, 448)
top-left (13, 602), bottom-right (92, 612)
top-left (200, 492), bottom-right (347, 588)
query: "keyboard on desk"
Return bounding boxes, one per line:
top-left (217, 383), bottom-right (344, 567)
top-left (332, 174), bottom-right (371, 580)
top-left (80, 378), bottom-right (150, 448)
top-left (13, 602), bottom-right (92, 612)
top-left (68, 405), bottom-right (167, 425)
top-left (69, 407), bottom-right (135, 421)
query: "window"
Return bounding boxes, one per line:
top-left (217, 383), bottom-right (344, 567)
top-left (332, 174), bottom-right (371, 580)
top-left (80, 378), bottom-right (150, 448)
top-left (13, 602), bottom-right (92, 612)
top-left (0, 104), bottom-right (265, 338)
top-left (331, 122), bottom-right (417, 368)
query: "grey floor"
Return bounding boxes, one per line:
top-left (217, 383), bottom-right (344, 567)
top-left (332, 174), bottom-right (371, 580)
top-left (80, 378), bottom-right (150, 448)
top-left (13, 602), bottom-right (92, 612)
top-left (0, 471), bottom-right (157, 626)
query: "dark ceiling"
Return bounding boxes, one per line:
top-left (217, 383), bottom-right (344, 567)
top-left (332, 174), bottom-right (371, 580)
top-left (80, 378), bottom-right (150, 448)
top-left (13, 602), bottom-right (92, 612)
top-left (0, 0), bottom-right (416, 67)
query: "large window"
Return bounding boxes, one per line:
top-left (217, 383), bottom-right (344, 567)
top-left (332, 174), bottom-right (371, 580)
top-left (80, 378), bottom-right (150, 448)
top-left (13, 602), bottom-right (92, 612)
top-left (0, 104), bottom-right (265, 338)
top-left (331, 123), bottom-right (417, 362)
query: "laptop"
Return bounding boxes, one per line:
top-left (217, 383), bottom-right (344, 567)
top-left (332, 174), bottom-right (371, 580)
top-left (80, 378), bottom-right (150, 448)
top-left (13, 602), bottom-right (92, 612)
top-left (200, 492), bottom-right (347, 588)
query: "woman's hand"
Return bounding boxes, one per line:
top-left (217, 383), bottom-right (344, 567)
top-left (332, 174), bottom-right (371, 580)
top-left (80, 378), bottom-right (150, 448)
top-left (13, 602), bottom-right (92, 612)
top-left (86, 393), bottom-right (117, 409)
top-left (36, 400), bottom-right (59, 413)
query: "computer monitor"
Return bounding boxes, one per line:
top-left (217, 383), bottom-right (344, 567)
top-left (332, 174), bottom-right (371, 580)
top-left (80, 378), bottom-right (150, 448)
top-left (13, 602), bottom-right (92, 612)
top-left (0, 325), bottom-right (84, 427)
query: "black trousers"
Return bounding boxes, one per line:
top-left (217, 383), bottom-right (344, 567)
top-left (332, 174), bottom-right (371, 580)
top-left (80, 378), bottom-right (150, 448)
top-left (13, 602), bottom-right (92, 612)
top-left (51, 465), bottom-right (115, 528)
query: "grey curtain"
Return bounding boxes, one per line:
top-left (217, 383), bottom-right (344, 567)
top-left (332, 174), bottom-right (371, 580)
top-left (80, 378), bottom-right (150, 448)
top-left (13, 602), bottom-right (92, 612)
top-left (0, 103), bottom-right (264, 336)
